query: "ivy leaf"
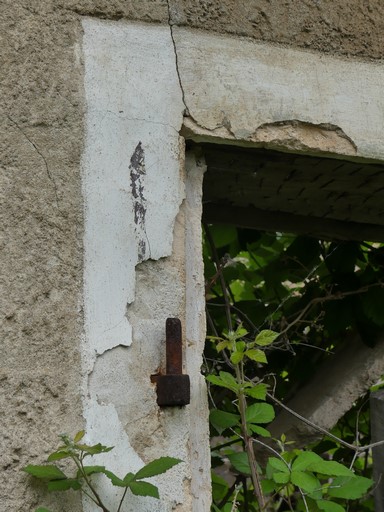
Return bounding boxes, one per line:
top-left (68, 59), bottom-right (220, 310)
top-left (210, 410), bottom-right (240, 434)
top-left (129, 480), bottom-right (159, 498)
top-left (134, 457), bottom-right (181, 480)
top-left (47, 479), bottom-right (82, 492)
top-left (22, 465), bottom-right (67, 481)
top-left (317, 500), bottom-right (346, 512)
top-left (291, 471), bottom-right (320, 493)
top-left (255, 330), bottom-right (279, 346)
top-left (245, 403), bottom-right (275, 424)
top-left (244, 383), bottom-right (268, 400)
top-left (327, 476), bottom-right (373, 499)
top-left (244, 349), bottom-right (267, 364)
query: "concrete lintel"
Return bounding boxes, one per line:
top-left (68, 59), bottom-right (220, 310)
top-left (174, 28), bottom-right (384, 161)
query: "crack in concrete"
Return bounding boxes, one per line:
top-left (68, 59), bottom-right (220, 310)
top-left (6, 114), bottom-right (63, 214)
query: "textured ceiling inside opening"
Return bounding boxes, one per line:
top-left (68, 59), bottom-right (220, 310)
top-left (202, 143), bottom-right (384, 233)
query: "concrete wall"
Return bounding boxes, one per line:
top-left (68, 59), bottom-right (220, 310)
top-left (2, 1), bottom-right (384, 511)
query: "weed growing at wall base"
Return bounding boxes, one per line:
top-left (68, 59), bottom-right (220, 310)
top-left (22, 431), bottom-right (181, 512)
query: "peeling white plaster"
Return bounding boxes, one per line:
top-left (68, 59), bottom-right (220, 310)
top-left (82, 19), bottom-right (184, 357)
top-left (174, 28), bottom-right (384, 160)
top-left (81, 19), bottom-right (193, 512)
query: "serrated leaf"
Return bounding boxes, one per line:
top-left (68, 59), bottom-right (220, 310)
top-left (291, 471), bottom-right (320, 493)
top-left (209, 410), bottom-right (240, 434)
top-left (103, 470), bottom-right (125, 487)
top-left (292, 451), bottom-right (323, 472)
top-left (227, 452), bottom-right (251, 475)
top-left (77, 466), bottom-right (106, 478)
top-left (129, 480), bottom-right (159, 498)
top-left (245, 402), bottom-right (275, 424)
top-left (47, 478), bottom-right (82, 492)
top-left (249, 424), bottom-right (271, 437)
top-left (22, 465), bottom-right (67, 481)
top-left (76, 443), bottom-right (113, 455)
top-left (206, 372), bottom-right (239, 393)
top-left (245, 349), bottom-right (267, 364)
top-left (74, 430), bottom-right (85, 443)
top-left (317, 500), bottom-right (345, 512)
top-left (273, 471), bottom-right (290, 484)
top-left (255, 330), bottom-right (279, 346)
top-left (134, 457), bottom-right (181, 480)
top-left (327, 476), bottom-right (373, 499)
top-left (309, 460), bottom-right (354, 477)
top-left (216, 340), bottom-right (231, 352)
top-left (230, 351), bottom-right (244, 364)
top-left (244, 383), bottom-right (268, 400)
top-left (268, 457), bottom-right (290, 473)
top-left (47, 451), bottom-right (71, 462)
top-left (123, 472), bottom-right (135, 485)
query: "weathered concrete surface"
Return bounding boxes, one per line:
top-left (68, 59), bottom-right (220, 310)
top-left (82, 20), bottom-right (210, 511)
top-left (176, 29), bottom-right (384, 160)
top-left (269, 334), bottom-right (384, 446)
top-left (1, 2), bottom-right (84, 510)
top-left (64, 0), bottom-right (384, 60)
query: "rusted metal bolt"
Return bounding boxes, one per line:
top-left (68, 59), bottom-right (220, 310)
top-left (155, 318), bottom-right (190, 407)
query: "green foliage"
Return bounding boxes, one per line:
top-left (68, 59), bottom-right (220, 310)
top-left (204, 225), bottom-right (379, 511)
top-left (22, 432), bottom-right (181, 512)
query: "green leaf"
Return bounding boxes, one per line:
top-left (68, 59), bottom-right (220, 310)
top-left (261, 479), bottom-right (276, 493)
top-left (129, 480), bottom-right (159, 498)
top-left (268, 457), bottom-right (290, 473)
top-left (78, 466), bottom-right (106, 478)
top-left (292, 451), bottom-right (323, 472)
top-left (74, 430), bottom-right (85, 443)
top-left (244, 349), bottom-right (267, 364)
top-left (22, 465), bottom-right (67, 481)
top-left (310, 460), bottom-right (354, 477)
top-left (206, 372), bottom-right (239, 393)
top-left (47, 478), bottom-right (82, 492)
top-left (362, 287), bottom-right (384, 326)
top-left (249, 424), bottom-right (271, 437)
top-left (123, 472), bottom-right (135, 484)
top-left (36, 508), bottom-right (53, 512)
top-left (255, 330), bottom-right (279, 346)
top-left (245, 402), bottom-right (275, 424)
top-left (47, 451), bottom-right (71, 462)
top-left (317, 501), bottom-right (345, 512)
top-left (134, 457), bottom-right (181, 480)
top-left (230, 351), bottom-right (244, 364)
top-left (227, 452), bottom-right (251, 475)
top-left (291, 471), bottom-right (320, 493)
top-left (328, 476), bottom-right (373, 499)
top-left (209, 410), bottom-right (240, 434)
top-left (103, 470), bottom-right (125, 487)
top-left (273, 472), bottom-right (290, 484)
top-left (216, 340), bottom-right (231, 352)
top-left (244, 383), bottom-right (268, 400)
top-left (76, 443), bottom-right (113, 455)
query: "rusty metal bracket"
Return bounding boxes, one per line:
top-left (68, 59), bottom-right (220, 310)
top-left (153, 318), bottom-right (190, 407)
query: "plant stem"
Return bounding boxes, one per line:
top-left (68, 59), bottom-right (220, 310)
top-left (236, 362), bottom-right (266, 510)
top-left (75, 455), bottom-right (110, 512)
top-left (117, 487), bottom-right (129, 512)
